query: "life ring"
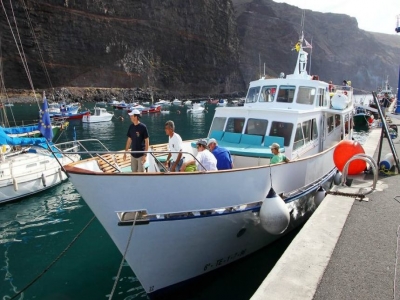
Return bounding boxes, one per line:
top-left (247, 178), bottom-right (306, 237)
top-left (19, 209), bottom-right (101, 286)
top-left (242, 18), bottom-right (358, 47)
top-left (344, 91), bottom-right (348, 96)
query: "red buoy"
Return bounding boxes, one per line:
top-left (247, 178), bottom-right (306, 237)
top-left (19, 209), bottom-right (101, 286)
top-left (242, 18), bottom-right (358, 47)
top-left (333, 140), bottom-right (366, 175)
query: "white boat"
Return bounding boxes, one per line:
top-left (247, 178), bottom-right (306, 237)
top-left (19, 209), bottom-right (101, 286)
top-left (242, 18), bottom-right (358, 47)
top-left (0, 98), bottom-right (80, 204)
top-left (187, 103), bottom-right (205, 114)
top-left (155, 99), bottom-right (171, 106)
top-left (47, 102), bottom-right (80, 117)
top-left (63, 32), bottom-right (354, 297)
top-left (82, 107), bottom-right (113, 123)
top-left (184, 100), bottom-right (192, 106)
top-left (172, 98), bottom-right (182, 105)
top-left (217, 99), bottom-right (228, 107)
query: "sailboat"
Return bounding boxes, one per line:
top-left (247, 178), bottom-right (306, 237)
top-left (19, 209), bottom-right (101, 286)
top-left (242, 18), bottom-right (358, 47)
top-left (0, 2), bottom-right (81, 204)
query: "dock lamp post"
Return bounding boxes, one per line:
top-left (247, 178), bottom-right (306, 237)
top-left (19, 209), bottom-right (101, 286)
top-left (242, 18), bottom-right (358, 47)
top-left (396, 66), bottom-right (400, 114)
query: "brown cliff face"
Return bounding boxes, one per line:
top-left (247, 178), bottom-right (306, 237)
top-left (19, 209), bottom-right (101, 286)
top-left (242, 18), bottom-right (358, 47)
top-left (1, 0), bottom-right (243, 95)
top-left (1, 0), bottom-right (400, 97)
top-left (233, 0), bottom-right (400, 92)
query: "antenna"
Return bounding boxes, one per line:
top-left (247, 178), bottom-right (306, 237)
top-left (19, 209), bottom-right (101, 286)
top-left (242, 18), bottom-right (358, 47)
top-left (308, 36), bottom-right (313, 74)
top-left (264, 63), bottom-right (266, 77)
top-left (259, 53), bottom-right (261, 78)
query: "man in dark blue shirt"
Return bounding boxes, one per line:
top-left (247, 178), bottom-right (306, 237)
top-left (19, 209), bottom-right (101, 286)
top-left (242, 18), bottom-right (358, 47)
top-left (207, 138), bottom-right (233, 170)
top-left (123, 109), bottom-right (149, 172)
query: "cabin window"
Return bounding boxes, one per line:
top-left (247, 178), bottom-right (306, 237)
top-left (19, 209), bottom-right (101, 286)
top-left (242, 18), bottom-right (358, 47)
top-left (276, 86), bottom-right (295, 103)
top-left (302, 121), bottom-right (311, 143)
top-left (327, 115), bottom-right (334, 133)
top-left (317, 88), bottom-right (326, 107)
top-left (246, 86), bottom-right (261, 103)
top-left (269, 121), bottom-right (293, 147)
top-left (335, 114), bottom-right (341, 127)
top-left (210, 117), bottom-right (226, 132)
top-left (296, 87), bottom-right (315, 105)
top-left (245, 119), bottom-right (268, 136)
top-left (226, 118), bottom-right (245, 133)
top-left (312, 118), bottom-right (318, 140)
top-left (260, 86), bottom-right (277, 102)
top-left (293, 124), bottom-right (305, 150)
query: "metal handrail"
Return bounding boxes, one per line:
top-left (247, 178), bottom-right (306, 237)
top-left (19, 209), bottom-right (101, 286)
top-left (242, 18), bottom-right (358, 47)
top-left (341, 153), bottom-right (378, 195)
top-left (57, 138), bottom-right (208, 173)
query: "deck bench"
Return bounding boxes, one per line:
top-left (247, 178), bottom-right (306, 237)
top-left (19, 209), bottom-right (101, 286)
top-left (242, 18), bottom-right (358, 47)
top-left (191, 131), bottom-right (286, 158)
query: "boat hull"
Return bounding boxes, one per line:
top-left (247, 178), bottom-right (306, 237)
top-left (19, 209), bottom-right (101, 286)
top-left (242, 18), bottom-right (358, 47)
top-left (65, 146), bottom-right (337, 294)
top-left (0, 152), bottom-right (80, 204)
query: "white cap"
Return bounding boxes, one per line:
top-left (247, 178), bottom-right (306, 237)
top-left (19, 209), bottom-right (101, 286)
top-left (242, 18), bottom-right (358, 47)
top-left (128, 109), bottom-right (141, 116)
top-left (207, 138), bottom-right (217, 146)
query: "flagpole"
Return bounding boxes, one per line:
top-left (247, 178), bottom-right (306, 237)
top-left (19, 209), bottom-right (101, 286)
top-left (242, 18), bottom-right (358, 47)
top-left (308, 36), bottom-right (313, 74)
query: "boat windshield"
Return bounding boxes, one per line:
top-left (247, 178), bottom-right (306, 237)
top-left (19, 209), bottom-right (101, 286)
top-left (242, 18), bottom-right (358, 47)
top-left (276, 86), bottom-right (296, 103)
top-left (245, 86), bottom-right (261, 103)
top-left (260, 86), bottom-right (277, 102)
top-left (296, 86), bottom-right (316, 105)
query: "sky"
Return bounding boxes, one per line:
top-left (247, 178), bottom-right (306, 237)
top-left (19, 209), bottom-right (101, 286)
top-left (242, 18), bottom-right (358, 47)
top-left (273, 0), bottom-right (399, 35)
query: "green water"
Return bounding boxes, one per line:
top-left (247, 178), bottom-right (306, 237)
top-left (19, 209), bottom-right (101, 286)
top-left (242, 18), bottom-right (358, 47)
top-left (0, 103), bottom-right (364, 299)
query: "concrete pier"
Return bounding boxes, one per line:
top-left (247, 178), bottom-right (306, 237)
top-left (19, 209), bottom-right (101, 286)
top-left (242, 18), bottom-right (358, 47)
top-left (252, 114), bottom-right (400, 300)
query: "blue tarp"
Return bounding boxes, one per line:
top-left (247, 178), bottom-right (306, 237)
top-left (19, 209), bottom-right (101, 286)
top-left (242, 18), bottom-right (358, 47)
top-left (0, 127), bottom-right (47, 146)
top-left (3, 125), bottom-right (39, 135)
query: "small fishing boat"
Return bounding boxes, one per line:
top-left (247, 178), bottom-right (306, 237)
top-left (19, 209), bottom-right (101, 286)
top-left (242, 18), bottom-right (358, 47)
top-left (155, 100), bottom-right (171, 106)
top-left (82, 107), bottom-right (113, 123)
top-left (216, 99), bottom-right (228, 107)
top-left (353, 106), bottom-right (373, 128)
top-left (142, 104), bottom-right (161, 114)
top-left (187, 103), bottom-right (205, 114)
top-left (63, 30), bottom-right (355, 297)
top-left (172, 98), bottom-right (182, 106)
top-left (52, 110), bottom-right (90, 120)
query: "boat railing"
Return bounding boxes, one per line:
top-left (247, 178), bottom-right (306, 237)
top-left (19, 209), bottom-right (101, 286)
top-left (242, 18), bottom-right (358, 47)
top-left (59, 140), bottom-right (207, 173)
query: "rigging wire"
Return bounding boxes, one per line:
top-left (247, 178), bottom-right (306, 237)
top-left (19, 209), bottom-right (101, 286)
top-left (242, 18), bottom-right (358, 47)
top-left (0, 0), bottom-right (40, 107)
top-left (20, 0), bottom-right (54, 94)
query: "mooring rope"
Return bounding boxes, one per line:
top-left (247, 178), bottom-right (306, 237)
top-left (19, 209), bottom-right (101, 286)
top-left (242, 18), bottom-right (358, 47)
top-left (326, 190), bottom-right (366, 199)
top-left (108, 212), bottom-right (138, 300)
top-left (10, 215), bottom-right (96, 300)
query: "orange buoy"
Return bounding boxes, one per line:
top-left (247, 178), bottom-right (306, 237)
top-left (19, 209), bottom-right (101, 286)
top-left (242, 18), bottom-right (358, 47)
top-left (333, 140), bottom-right (366, 175)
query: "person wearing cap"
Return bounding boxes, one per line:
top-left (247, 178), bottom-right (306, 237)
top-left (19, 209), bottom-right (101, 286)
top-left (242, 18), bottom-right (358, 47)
top-left (380, 92), bottom-right (392, 117)
top-left (164, 120), bottom-right (184, 172)
top-left (207, 138), bottom-right (233, 170)
top-left (123, 109), bottom-right (149, 172)
top-left (270, 142), bottom-right (289, 164)
top-left (180, 139), bottom-right (217, 172)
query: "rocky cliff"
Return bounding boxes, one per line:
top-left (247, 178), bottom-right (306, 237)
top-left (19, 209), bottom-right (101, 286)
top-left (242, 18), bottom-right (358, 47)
top-left (1, 0), bottom-right (400, 100)
top-left (233, 0), bottom-right (400, 93)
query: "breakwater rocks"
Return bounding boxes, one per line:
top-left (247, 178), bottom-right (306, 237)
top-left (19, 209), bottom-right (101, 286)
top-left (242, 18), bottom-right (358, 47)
top-left (6, 87), bottom-right (246, 104)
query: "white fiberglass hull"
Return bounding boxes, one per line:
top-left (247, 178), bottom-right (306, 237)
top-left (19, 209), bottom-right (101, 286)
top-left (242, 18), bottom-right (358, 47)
top-left (82, 114), bottom-right (113, 123)
top-left (65, 146), bottom-right (336, 294)
top-left (0, 152), bottom-right (79, 204)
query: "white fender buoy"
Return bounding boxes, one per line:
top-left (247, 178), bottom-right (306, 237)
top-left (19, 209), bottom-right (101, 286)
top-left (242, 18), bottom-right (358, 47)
top-left (13, 177), bottom-right (18, 191)
top-left (260, 188), bottom-right (290, 235)
top-left (58, 168), bottom-right (63, 181)
top-left (334, 171), bottom-right (342, 185)
top-left (41, 173), bottom-right (47, 187)
top-left (314, 186), bottom-right (326, 207)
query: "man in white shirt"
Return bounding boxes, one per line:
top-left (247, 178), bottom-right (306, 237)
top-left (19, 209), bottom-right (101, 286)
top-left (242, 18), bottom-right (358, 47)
top-left (164, 120), bottom-right (184, 172)
top-left (181, 139), bottom-right (217, 171)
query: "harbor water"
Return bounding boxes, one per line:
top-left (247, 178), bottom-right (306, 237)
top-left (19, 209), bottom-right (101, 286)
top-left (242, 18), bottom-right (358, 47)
top-left (0, 103), bottom-right (303, 300)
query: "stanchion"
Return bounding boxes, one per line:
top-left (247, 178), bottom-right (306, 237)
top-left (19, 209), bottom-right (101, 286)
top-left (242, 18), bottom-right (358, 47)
top-left (395, 65), bottom-right (400, 114)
